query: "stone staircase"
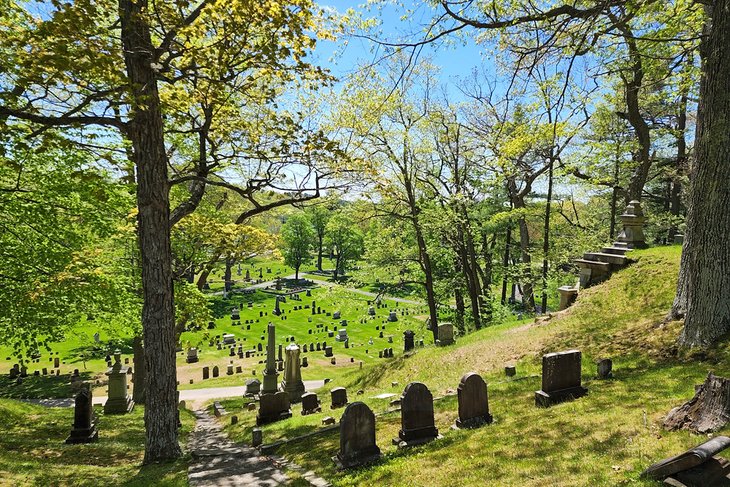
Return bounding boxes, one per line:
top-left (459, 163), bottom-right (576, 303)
top-left (558, 201), bottom-right (647, 311)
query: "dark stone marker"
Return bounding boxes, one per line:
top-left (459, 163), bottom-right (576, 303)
top-left (65, 385), bottom-right (98, 444)
top-left (455, 372), bottom-right (493, 429)
top-left (404, 330), bottom-right (415, 352)
top-left (202, 367), bottom-right (209, 380)
top-left (505, 365), bottom-right (516, 377)
top-left (333, 402), bottom-right (381, 469)
top-left (212, 366), bottom-right (219, 378)
top-left (535, 349), bottom-right (587, 407)
top-left (641, 435), bottom-right (730, 483)
top-left (331, 387), bottom-right (348, 409)
top-left (324, 346), bottom-right (333, 357)
top-left (597, 358), bottom-right (613, 379)
top-left (395, 382), bottom-right (439, 447)
top-left (256, 391), bottom-right (292, 425)
top-left (301, 392), bottom-right (321, 415)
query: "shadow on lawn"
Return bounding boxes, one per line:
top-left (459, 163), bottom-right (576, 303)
top-left (0, 371), bottom-right (92, 399)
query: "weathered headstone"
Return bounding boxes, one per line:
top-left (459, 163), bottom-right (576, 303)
top-left (186, 347), bottom-right (199, 364)
top-left (403, 330), bottom-right (415, 352)
top-left (597, 358), bottom-right (613, 379)
top-left (212, 366), bottom-right (219, 378)
top-left (388, 311), bottom-right (398, 322)
top-left (368, 306), bottom-right (376, 316)
top-left (65, 384), bottom-right (98, 444)
top-left (455, 372), bottom-right (493, 429)
top-left (282, 343), bottom-right (305, 402)
top-left (395, 382), bottom-right (439, 447)
top-left (252, 427), bottom-right (263, 447)
top-left (301, 392), bottom-right (321, 415)
top-left (245, 378), bottom-right (261, 397)
top-left (535, 350), bottom-right (587, 407)
top-left (436, 323), bottom-right (455, 346)
top-left (256, 391), bottom-right (292, 425)
top-left (331, 387), bottom-right (348, 409)
top-left (333, 402), bottom-right (381, 469)
top-left (324, 346), bottom-right (333, 357)
top-left (202, 367), bottom-right (210, 380)
top-left (104, 350), bottom-right (134, 414)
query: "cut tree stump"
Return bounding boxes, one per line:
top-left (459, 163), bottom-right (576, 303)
top-left (664, 373), bottom-right (730, 433)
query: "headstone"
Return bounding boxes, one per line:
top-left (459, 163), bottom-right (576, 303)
top-left (245, 378), bottom-right (261, 397)
top-left (331, 387), bottom-right (348, 409)
top-left (202, 367), bottom-right (210, 380)
top-left (640, 436), bottom-right (730, 483)
top-left (535, 350), bottom-right (587, 407)
top-left (223, 333), bottom-right (235, 345)
top-left (368, 306), bottom-right (376, 316)
top-left (282, 343), bottom-right (305, 402)
top-left (301, 392), bottom-right (321, 415)
top-left (395, 382), bottom-right (439, 447)
top-left (388, 311), bottom-right (398, 322)
top-left (104, 350), bottom-right (134, 414)
top-left (262, 323), bottom-right (279, 394)
top-left (455, 372), bottom-right (493, 428)
top-left (54, 357), bottom-right (60, 368)
top-left (302, 357), bottom-right (309, 367)
top-left (436, 323), bottom-right (455, 346)
top-left (256, 391), bottom-right (292, 425)
top-left (335, 329), bottom-right (349, 342)
top-left (404, 330), bottom-right (415, 352)
top-left (597, 358), bottom-right (613, 379)
top-left (333, 311), bottom-right (341, 319)
top-left (186, 347), bottom-right (199, 364)
top-left (252, 428), bottom-right (263, 447)
top-left (65, 385), bottom-right (98, 444)
top-left (324, 346), bottom-right (333, 357)
top-left (212, 366), bottom-right (219, 378)
top-left (333, 402), bottom-right (381, 469)
top-left (505, 365), bottom-right (516, 377)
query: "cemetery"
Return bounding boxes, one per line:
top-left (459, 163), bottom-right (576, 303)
top-left (2, 0), bottom-right (730, 485)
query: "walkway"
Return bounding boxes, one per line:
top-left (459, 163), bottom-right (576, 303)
top-left (188, 408), bottom-right (288, 486)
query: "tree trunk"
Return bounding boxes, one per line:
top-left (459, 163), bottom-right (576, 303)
top-left (676, 0), bottom-right (730, 347)
top-left (454, 259), bottom-right (465, 331)
top-left (224, 257), bottom-right (233, 292)
top-left (120, 0), bottom-right (181, 462)
top-left (669, 84), bottom-right (689, 242)
top-left (664, 373), bottom-right (730, 433)
top-left (541, 158), bottom-right (554, 313)
top-left (317, 235), bottom-right (323, 271)
top-left (132, 335), bottom-right (146, 404)
top-left (516, 213), bottom-right (536, 311)
top-left (501, 225), bottom-right (511, 305)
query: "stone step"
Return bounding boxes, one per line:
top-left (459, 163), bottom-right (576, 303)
top-left (582, 252), bottom-right (629, 266)
top-left (574, 259), bottom-right (611, 270)
top-left (602, 246), bottom-right (628, 256)
top-left (612, 241), bottom-right (629, 249)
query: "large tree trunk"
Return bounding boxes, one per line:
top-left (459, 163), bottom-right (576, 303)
top-left (664, 373), bottom-right (730, 433)
top-left (120, 0), bottom-right (181, 462)
top-left (676, 0), bottom-right (730, 347)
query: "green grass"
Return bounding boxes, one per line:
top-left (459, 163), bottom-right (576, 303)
top-left (209, 245), bottom-right (730, 486)
top-left (0, 400), bottom-right (194, 486)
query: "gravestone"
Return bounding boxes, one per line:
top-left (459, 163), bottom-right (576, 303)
top-left (368, 306), bottom-right (376, 316)
top-left (282, 343), bottom-right (305, 402)
top-left (256, 391), bottom-right (292, 425)
top-left (388, 311), bottom-right (398, 322)
top-left (335, 329), bottom-right (348, 342)
top-left (65, 385), bottom-right (98, 444)
top-left (302, 357), bottom-right (309, 367)
top-left (436, 323), bottom-right (455, 346)
top-left (252, 428), bottom-right (263, 447)
top-left (395, 382), bottom-right (439, 447)
top-left (301, 392), bottom-right (321, 415)
top-left (54, 357), bottom-right (60, 368)
top-left (223, 334), bottom-right (236, 345)
top-left (231, 307), bottom-right (240, 320)
top-left (186, 347), bottom-right (199, 364)
top-left (333, 311), bottom-right (341, 319)
top-left (212, 366), bottom-right (219, 378)
top-left (333, 402), bottom-right (381, 469)
top-left (331, 387), bottom-right (348, 409)
top-left (641, 436), bottom-right (730, 484)
top-left (324, 346), bottom-right (334, 357)
top-left (535, 349), bottom-right (588, 407)
top-left (227, 365), bottom-right (234, 375)
top-left (104, 350), bottom-right (134, 414)
top-left (404, 330), bottom-right (415, 352)
top-left (597, 358), bottom-right (613, 379)
top-left (262, 323), bottom-right (279, 394)
top-left (202, 367), bottom-right (210, 380)
top-left (245, 378), bottom-right (261, 397)
top-left (455, 372), bottom-right (493, 428)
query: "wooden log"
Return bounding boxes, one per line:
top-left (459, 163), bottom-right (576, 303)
top-left (664, 373), bottom-right (730, 433)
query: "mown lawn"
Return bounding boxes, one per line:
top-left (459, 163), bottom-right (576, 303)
top-left (0, 400), bottom-right (194, 486)
top-left (211, 245), bottom-right (730, 486)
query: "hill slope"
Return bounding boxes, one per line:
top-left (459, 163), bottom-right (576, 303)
top-left (256, 245), bottom-right (730, 486)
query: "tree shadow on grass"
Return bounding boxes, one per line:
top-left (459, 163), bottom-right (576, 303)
top-left (0, 371), bottom-right (92, 399)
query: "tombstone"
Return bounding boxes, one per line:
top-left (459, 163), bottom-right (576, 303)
top-left (231, 307), bottom-right (240, 320)
top-left (388, 311), bottom-right (398, 322)
top-left (640, 436), bottom-right (730, 484)
top-left (262, 323), bottom-right (279, 394)
top-left (395, 382), bottom-right (439, 447)
top-left (245, 378), bottom-right (261, 397)
top-left (223, 333), bottom-right (236, 345)
top-left (597, 358), bottom-right (613, 379)
top-left (535, 350), bottom-right (588, 407)
top-left (257, 343), bottom-right (263, 352)
top-left (277, 361), bottom-right (284, 372)
top-left (245, 269), bottom-right (251, 280)
top-left (212, 366), bottom-right (219, 378)
top-left (505, 365), bottom-right (517, 377)
top-left (235, 366), bottom-right (242, 374)
top-left (436, 323), bottom-right (455, 346)
top-left (331, 387), bottom-right (348, 409)
top-left (186, 347), bottom-right (199, 364)
top-left (202, 367), bottom-right (210, 380)
top-left (306, 289), bottom-right (312, 297)
top-left (303, 344), bottom-right (308, 353)
top-left (344, 339), bottom-right (350, 349)
top-left (333, 402), bottom-right (381, 469)
top-left (302, 357), bottom-right (309, 368)
top-left (42, 368), bottom-right (48, 375)
top-left (282, 344), bottom-right (305, 402)
top-left (324, 346), bottom-right (334, 357)
top-left (455, 372), bottom-right (493, 429)
top-left (368, 306), bottom-right (376, 316)
top-left (256, 391), bottom-right (292, 425)
top-left (301, 392), bottom-right (321, 415)
top-left (104, 351), bottom-right (134, 414)
top-left (65, 385), bottom-right (98, 444)
top-left (387, 336), bottom-right (393, 344)
top-left (316, 343), bottom-right (321, 351)
top-left (252, 427), bottom-right (263, 447)
top-left (403, 330), bottom-right (415, 352)
top-left (93, 332), bottom-right (100, 343)
top-left (273, 297), bottom-right (281, 316)
top-left (335, 329), bottom-right (349, 342)
top-left (54, 357), bottom-right (60, 368)
top-left (278, 344), bottom-right (283, 362)
top-left (227, 365), bottom-right (234, 375)
top-left (333, 311), bottom-right (341, 320)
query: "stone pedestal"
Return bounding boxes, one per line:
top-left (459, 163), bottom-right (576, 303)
top-left (282, 344), bottom-right (305, 403)
top-left (558, 286), bottom-right (579, 311)
top-left (104, 351), bottom-right (134, 414)
top-left (616, 200), bottom-right (647, 248)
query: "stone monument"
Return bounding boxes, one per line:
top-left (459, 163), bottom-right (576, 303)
top-left (104, 350), bottom-right (134, 414)
top-left (65, 384), bottom-right (98, 444)
top-left (455, 372), bottom-right (493, 428)
top-left (333, 402), bottom-right (381, 469)
top-left (535, 349), bottom-right (588, 407)
top-left (262, 322), bottom-right (279, 395)
top-left (282, 343), bottom-right (305, 402)
top-left (436, 323), bottom-right (455, 346)
top-left (395, 382), bottom-right (439, 447)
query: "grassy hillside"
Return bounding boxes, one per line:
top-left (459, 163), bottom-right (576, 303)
top-left (0, 400), bottom-right (194, 486)
top-left (220, 245), bottom-right (730, 486)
